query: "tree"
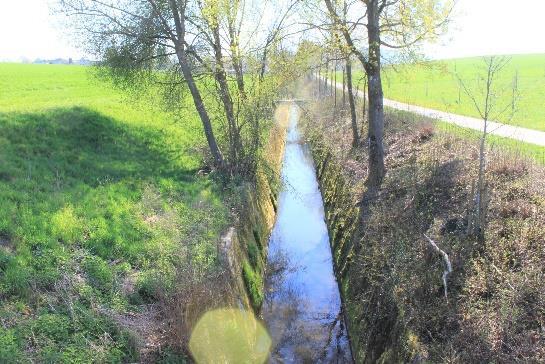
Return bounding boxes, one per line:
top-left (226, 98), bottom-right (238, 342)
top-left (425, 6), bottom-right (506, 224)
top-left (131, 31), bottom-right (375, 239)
top-left (457, 56), bottom-right (518, 238)
top-left (58, 0), bottom-right (300, 176)
top-left (323, 0), bottom-right (453, 189)
top-left (346, 55), bottom-right (360, 147)
top-left (58, 0), bottom-right (226, 168)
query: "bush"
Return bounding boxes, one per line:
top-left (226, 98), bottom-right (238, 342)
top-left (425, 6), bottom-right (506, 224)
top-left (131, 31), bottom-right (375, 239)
top-left (0, 328), bottom-right (23, 362)
top-left (135, 270), bottom-right (165, 303)
top-left (0, 259), bottom-right (31, 298)
top-left (33, 313), bottom-right (71, 343)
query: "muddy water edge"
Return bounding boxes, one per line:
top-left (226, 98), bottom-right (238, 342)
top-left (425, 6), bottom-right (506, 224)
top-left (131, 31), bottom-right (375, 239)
top-left (262, 103), bottom-right (353, 363)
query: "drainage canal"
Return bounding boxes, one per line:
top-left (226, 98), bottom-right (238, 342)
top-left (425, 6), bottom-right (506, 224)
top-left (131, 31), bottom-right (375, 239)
top-left (262, 103), bottom-right (352, 363)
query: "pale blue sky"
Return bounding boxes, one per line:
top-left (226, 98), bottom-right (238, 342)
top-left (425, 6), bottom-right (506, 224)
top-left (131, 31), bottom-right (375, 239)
top-left (1, 0), bottom-right (544, 61)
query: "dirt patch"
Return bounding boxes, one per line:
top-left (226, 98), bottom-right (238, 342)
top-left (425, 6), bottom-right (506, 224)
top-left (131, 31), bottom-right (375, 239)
top-left (0, 233), bottom-right (13, 253)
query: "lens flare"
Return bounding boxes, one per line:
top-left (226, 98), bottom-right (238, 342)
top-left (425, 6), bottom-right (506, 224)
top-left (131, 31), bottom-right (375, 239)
top-left (189, 308), bottom-right (271, 363)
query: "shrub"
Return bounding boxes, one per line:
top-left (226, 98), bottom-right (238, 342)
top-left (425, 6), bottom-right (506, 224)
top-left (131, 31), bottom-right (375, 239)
top-left (0, 328), bottom-right (23, 362)
top-left (0, 260), bottom-right (31, 297)
top-left (83, 255), bottom-right (114, 293)
top-left (33, 313), bottom-right (71, 343)
top-left (134, 266), bottom-right (176, 304)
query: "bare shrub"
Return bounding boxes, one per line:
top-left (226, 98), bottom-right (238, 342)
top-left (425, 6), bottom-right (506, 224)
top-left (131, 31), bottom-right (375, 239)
top-left (489, 158), bottom-right (528, 179)
top-left (160, 259), bottom-right (232, 356)
top-left (499, 200), bottom-right (534, 219)
top-left (412, 123), bottom-right (435, 143)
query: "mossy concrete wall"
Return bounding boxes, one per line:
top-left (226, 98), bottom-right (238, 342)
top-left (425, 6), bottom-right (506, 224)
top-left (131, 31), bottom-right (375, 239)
top-left (220, 104), bottom-right (290, 312)
top-left (305, 131), bottom-right (403, 364)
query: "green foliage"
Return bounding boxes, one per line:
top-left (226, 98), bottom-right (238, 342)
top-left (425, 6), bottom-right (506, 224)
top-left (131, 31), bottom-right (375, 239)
top-left (51, 206), bottom-right (82, 244)
top-left (0, 328), bottom-right (23, 362)
top-left (32, 313), bottom-right (71, 343)
top-left (83, 255), bottom-right (114, 292)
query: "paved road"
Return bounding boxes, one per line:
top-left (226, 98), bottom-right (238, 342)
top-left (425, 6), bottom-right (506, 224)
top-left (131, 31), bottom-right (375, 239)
top-left (324, 78), bottom-right (545, 147)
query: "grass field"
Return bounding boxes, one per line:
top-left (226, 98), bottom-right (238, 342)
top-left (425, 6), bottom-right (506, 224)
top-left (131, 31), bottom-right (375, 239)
top-left (344, 54), bottom-right (545, 132)
top-left (0, 64), bottom-right (229, 362)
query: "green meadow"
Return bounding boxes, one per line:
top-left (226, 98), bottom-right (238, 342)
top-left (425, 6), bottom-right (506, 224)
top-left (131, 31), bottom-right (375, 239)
top-left (341, 54), bottom-right (545, 131)
top-left (380, 54), bottom-right (545, 131)
top-left (0, 63), bottom-right (229, 362)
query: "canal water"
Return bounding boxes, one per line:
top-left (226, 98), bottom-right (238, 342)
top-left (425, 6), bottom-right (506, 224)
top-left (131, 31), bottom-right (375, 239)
top-left (262, 104), bottom-right (352, 363)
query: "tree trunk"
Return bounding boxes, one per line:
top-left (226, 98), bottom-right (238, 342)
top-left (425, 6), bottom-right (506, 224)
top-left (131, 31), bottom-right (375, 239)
top-left (365, 0), bottom-right (385, 188)
top-left (318, 61), bottom-right (322, 97)
top-left (176, 50), bottom-right (224, 168)
top-left (259, 48), bottom-right (268, 81)
top-left (330, 62), bottom-right (334, 96)
top-left (334, 61), bottom-right (337, 107)
top-left (229, 26), bottom-right (245, 98)
top-left (361, 75), bottom-right (367, 138)
top-left (346, 57), bottom-right (359, 147)
top-left (211, 25), bottom-right (241, 167)
top-left (342, 66), bottom-right (346, 106)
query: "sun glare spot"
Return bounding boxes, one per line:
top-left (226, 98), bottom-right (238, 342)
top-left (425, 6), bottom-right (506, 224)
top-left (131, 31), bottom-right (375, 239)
top-left (189, 308), bottom-right (271, 363)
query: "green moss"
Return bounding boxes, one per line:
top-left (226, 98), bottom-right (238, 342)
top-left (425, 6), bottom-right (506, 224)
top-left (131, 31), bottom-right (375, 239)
top-left (242, 260), bottom-right (263, 310)
top-left (247, 240), bottom-right (260, 270)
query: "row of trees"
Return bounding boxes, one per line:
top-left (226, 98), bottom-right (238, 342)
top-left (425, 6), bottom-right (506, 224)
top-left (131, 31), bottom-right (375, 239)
top-left (58, 0), bottom-right (302, 177)
top-left (58, 0), bottom-right (454, 190)
top-left (311, 0), bottom-right (454, 190)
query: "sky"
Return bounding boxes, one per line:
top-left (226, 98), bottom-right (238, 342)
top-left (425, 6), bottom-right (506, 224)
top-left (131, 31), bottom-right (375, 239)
top-left (1, 0), bottom-right (545, 62)
top-left (425, 0), bottom-right (545, 59)
top-left (0, 0), bottom-right (82, 62)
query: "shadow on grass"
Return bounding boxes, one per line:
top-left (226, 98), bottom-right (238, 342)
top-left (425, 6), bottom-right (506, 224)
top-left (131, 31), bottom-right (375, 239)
top-left (0, 106), bottom-right (215, 266)
top-left (0, 106), bottom-right (200, 187)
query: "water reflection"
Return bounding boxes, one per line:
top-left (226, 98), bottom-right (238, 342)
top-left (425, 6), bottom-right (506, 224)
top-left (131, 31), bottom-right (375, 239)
top-left (262, 104), bottom-right (352, 363)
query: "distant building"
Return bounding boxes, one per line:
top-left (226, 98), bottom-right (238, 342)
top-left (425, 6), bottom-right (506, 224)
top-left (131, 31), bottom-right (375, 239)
top-left (32, 58), bottom-right (96, 65)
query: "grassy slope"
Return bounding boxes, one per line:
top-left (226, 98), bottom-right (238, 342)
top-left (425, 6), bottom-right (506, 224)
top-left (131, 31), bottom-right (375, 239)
top-left (345, 54), bottom-right (545, 131)
top-left (303, 94), bottom-right (545, 362)
top-left (0, 64), bottom-right (229, 362)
